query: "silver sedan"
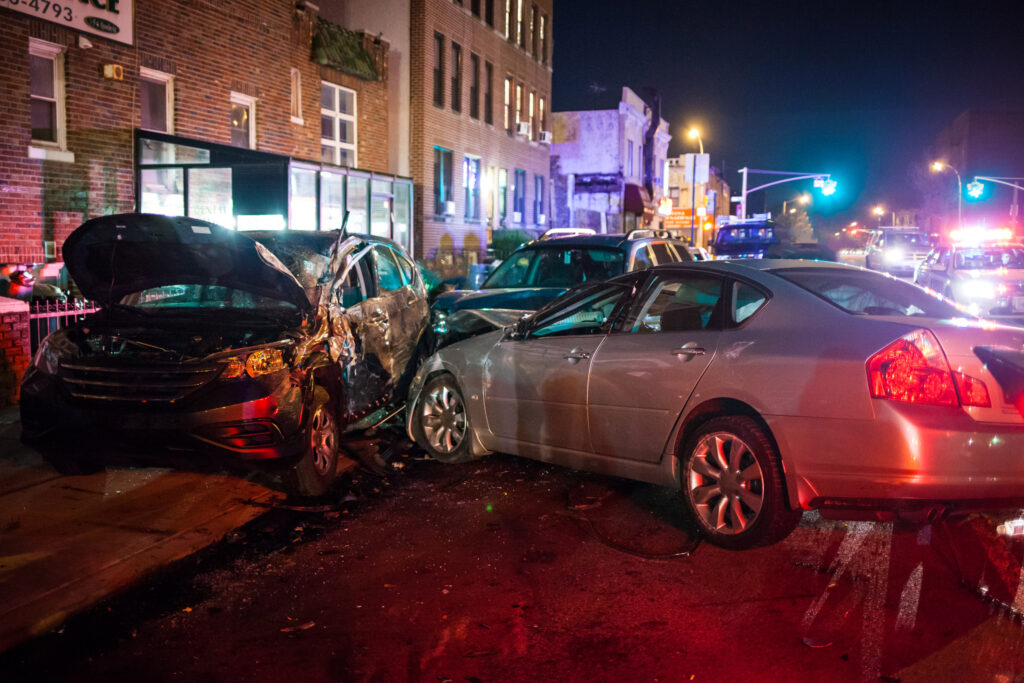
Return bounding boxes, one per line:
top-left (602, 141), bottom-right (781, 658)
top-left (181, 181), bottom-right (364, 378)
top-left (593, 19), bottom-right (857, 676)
top-left (407, 260), bottom-right (1024, 549)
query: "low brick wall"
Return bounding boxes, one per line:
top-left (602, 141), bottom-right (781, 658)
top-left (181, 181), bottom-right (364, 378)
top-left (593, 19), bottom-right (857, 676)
top-left (0, 297), bottom-right (30, 406)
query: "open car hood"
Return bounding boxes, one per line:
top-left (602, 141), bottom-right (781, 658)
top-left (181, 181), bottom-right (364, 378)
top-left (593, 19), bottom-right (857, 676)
top-left (63, 214), bottom-right (310, 311)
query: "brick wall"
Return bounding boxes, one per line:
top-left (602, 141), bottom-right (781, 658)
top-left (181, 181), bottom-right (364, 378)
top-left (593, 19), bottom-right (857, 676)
top-left (0, 0), bottom-right (389, 263)
top-left (0, 298), bottom-right (30, 407)
top-left (410, 0), bottom-right (553, 267)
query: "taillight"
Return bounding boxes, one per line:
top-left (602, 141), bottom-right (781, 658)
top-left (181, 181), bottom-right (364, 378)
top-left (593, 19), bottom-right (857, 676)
top-left (867, 329), bottom-right (990, 408)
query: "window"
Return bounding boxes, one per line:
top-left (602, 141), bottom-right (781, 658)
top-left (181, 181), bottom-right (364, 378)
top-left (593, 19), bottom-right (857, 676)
top-left (230, 92), bottom-right (256, 149)
top-left (464, 156), bottom-right (481, 219)
top-left (347, 175), bottom-right (369, 234)
top-left (627, 140), bottom-right (634, 176)
top-left (516, 0), bottom-right (524, 48)
top-left (504, 77), bottom-right (513, 131)
top-left (629, 275), bottom-right (724, 333)
top-left (513, 169), bottom-right (526, 220)
top-left (433, 146), bottom-right (454, 215)
top-left (140, 67), bottom-right (174, 133)
top-left (504, 0), bottom-right (511, 39)
top-left (539, 96), bottom-right (546, 134)
top-left (433, 32), bottom-right (445, 107)
top-left (530, 283), bottom-right (631, 338)
top-left (528, 91), bottom-right (535, 140)
top-left (29, 39), bottom-right (66, 149)
top-left (732, 282), bottom-right (768, 325)
top-left (374, 247), bottom-right (404, 292)
top-left (321, 171), bottom-right (346, 231)
top-left (534, 174), bottom-right (544, 223)
top-left (485, 0), bottom-right (494, 26)
top-left (450, 42), bottom-right (462, 112)
top-left (321, 83), bottom-right (356, 166)
top-left (498, 169), bottom-right (508, 221)
top-left (515, 83), bottom-right (523, 126)
top-left (530, 4), bottom-right (538, 56)
top-left (773, 268), bottom-right (961, 318)
top-left (540, 14), bottom-right (548, 65)
top-left (484, 62), bottom-right (493, 124)
top-left (469, 53), bottom-right (480, 119)
top-left (471, 0), bottom-right (480, 17)
top-left (482, 248), bottom-right (626, 289)
top-left (289, 167), bottom-right (317, 230)
top-left (289, 68), bottom-right (302, 124)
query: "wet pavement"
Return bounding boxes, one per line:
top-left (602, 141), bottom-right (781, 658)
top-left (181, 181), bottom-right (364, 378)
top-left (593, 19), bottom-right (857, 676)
top-left (2, 440), bottom-right (1023, 682)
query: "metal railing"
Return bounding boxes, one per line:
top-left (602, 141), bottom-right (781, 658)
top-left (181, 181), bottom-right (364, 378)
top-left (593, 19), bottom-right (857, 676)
top-left (28, 299), bottom-right (100, 354)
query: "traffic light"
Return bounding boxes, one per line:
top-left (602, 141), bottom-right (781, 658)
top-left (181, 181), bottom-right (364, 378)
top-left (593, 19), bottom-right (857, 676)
top-left (966, 180), bottom-right (985, 199)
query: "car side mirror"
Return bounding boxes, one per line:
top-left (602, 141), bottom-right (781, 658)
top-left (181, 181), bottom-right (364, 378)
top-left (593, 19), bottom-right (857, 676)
top-left (508, 314), bottom-right (530, 340)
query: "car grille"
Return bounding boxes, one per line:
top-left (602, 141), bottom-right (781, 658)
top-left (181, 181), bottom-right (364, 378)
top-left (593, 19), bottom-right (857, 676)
top-left (58, 361), bottom-right (222, 403)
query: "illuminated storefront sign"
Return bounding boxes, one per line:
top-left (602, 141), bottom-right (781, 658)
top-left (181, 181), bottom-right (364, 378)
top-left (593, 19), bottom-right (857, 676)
top-left (2, 0), bottom-right (135, 46)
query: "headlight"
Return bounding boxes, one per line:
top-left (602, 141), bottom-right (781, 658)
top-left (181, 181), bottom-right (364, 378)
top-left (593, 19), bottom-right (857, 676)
top-left (432, 310), bottom-right (449, 334)
top-left (31, 337), bottom-right (61, 376)
top-left (959, 280), bottom-right (996, 300)
top-left (221, 348), bottom-right (287, 379)
top-left (883, 248), bottom-right (905, 263)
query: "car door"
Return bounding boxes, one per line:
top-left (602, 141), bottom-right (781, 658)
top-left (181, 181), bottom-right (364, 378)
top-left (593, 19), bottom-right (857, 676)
top-left (373, 245), bottom-right (427, 380)
top-left (587, 270), bottom-right (733, 463)
top-left (483, 281), bottom-right (635, 454)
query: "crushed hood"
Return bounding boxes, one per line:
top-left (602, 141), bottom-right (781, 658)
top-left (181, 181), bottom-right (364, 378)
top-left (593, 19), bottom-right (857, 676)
top-left (433, 287), bottom-right (568, 313)
top-left (63, 214), bottom-right (310, 311)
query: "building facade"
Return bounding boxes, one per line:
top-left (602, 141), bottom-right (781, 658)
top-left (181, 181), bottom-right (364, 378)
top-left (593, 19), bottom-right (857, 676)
top-left (0, 0), bottom-right (412, 270)
top-left (665, 158), bottom-right (731, 249)
top-left (549, 87), bottom-right (670, 235)
top-left (409, 0), bottom-right (554, 273)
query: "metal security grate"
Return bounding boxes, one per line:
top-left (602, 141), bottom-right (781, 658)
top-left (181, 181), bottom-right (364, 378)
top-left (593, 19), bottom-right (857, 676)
top-left (58, 361), bottom-right (221, 402)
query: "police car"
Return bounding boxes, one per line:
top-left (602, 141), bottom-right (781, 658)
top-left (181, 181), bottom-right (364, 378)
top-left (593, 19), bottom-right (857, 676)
top-left (913, 228), bottom-right (1024, 318)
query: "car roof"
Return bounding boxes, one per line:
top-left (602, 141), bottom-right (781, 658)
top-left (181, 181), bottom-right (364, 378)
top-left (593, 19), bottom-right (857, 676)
top-left (516, 233), bottom-right (687, 250)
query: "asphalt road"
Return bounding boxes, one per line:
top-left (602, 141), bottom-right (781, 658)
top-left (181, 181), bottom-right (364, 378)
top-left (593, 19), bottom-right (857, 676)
top-left (2, 446), bottom-right (1023, 682)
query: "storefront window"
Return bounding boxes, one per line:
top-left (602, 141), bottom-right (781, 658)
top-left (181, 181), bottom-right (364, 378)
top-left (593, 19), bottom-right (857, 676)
top-left (393, 182), bottom-right (411, 253)
top-left (140, 168), bottom-right (184, 217)
top-left (347, 176), bottom-right (368, 235)
top-left (371, 179), bottom-right (392, 238)
top-left (289, 167), bottom-right (318, 230)
top-left (139, 139), bottom-right (209, 165)
top-left (321, 171), bottom-right (345, 231)
top-left (188, 168), bottom-right (233, 228)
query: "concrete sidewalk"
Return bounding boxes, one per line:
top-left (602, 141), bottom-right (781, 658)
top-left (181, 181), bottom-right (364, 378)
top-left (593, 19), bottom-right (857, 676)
top-left (0, 406), bottom-right (283, 652)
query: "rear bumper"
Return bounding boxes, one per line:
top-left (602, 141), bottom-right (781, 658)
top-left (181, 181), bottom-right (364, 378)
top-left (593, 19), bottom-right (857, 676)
top-left (767, 401), bottom-right (1024, 512)
top-left (20, 367), bottom-right (308, 469)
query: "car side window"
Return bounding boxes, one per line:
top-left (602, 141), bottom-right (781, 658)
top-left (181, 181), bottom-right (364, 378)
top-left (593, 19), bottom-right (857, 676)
top-left (374, 246), bottom-right (404, 292)
top-left (333, 250), bottom-right (371, 308)
top-left (732, 282), bottom-right (768, 324)
top-left (530, 283), bottom-right (631, 339)
top-left (649, 242), bottom-right (673, 265)
top-left (628, 274), bottom-right (724, 333)
top-left (632, 245), bottom-right (653, 271)
top-left (937, 249), bottom-right (950, 268)
top-left (393, 249), bottom-right (416, 286)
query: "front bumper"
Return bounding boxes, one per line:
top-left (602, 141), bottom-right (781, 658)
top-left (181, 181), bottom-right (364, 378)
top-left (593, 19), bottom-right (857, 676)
top-left (20, 366), bottom-right (308, 469)
top-left (768, 401), bottom-right (1024, 512)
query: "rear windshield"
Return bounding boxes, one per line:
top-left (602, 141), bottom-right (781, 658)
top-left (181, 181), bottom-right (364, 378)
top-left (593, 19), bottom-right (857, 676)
top-left (772, 268), bottom-right (964, 318)
top-left (482, 247), bottom-right (626, 289)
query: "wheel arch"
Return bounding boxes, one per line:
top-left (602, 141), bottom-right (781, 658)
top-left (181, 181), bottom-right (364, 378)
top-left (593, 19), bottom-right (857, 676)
top-left (408, 368), bottom-right (492, 458)
top-left (674, 397), bottom-right (800, 510)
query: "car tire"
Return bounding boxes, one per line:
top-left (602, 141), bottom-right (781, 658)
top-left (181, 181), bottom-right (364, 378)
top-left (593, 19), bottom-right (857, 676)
top-left (285, 388), bottom-right (340, 497)
top-left (680, 415), bottom-right (801, 550)
top-left (411, 374), bottom-right (477, 464)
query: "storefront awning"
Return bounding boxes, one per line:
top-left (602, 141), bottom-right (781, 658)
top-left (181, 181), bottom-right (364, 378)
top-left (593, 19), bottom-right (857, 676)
top-left (623, 184), bottom-right (656, 222)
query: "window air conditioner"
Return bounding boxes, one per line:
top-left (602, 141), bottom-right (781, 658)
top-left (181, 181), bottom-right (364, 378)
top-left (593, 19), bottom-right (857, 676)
top-left (516, 121), bottom-right (531, 137)
top-left (513, 211), bottom-right (522, 222)
top-left (444, 200), bottom-right (456, 216)
top-left (539, 130), bottom-right (552, 144)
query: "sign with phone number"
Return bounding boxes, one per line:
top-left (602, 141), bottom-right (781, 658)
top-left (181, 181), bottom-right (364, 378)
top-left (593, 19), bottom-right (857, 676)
top-left (1, 0), bottom-right (133, 46)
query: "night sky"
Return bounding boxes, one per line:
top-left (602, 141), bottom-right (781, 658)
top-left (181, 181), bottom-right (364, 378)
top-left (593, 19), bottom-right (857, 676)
top-left (552, 0), bottom-right (1024, 225)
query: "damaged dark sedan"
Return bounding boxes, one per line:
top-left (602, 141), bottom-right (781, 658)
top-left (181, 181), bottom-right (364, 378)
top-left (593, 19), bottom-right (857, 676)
top-left (20, 214), bottom-right (431, 496)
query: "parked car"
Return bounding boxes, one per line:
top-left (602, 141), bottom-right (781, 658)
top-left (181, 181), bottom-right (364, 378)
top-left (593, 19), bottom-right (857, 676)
top-left (407, 259), bottom-right (1024, 549)
top-left (431, 230), bottom-right (693, 346)
top-left (20, 214), bottom-right (430, 495)
top-left (914, 237), bottom-right (1024, 318)
top-left (864, 227), bottom-right (933, 276)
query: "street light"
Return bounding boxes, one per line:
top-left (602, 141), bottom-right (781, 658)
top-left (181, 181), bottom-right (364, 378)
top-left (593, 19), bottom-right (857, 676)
top-left (781, 193), bottom-right (810, 216)
top-left (688, 128), bottom-right (703, 154)
top-left (931, 160), bottom-right (963, 227)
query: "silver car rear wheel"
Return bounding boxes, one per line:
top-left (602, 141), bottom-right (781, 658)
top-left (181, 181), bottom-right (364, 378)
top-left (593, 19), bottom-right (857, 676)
top-left (682, 415), bottom-right (801, 549)
top-left (413, 375), bottom-right (478, 463)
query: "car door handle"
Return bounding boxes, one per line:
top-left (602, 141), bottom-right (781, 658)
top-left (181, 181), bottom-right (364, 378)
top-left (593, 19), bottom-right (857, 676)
top-left (672, 347), bottom-right (706, 356)
top-left (564, 350), bottom-right (591, 363)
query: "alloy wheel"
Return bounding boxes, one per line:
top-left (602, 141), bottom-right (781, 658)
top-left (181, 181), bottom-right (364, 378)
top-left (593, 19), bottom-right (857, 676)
top-left (687, 431), bottom-right (765, 535)
top-left (420, 382), bottom-right (467, 454)
top-left (309, 406), bottom-right (337, 476)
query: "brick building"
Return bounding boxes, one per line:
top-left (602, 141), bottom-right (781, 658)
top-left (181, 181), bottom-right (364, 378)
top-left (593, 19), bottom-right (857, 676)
top-left (408, 0), bottom-right (554, 272)
top-left (0, 0), bottom-right (412, 269)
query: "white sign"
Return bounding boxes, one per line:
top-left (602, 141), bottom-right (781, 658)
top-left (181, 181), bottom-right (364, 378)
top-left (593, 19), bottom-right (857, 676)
top-left (683, 153), bottom-right (710, 184)
top-left (2, 0), bottom-right (134, 46)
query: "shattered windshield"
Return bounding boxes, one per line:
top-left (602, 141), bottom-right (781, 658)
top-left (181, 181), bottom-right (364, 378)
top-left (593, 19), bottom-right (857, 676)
top-left (773, 268), bottom-right (964, 318)
top-left (481, 247), bottom-right (626, 289)
top-left (121, 285), bottom-right (300, 311)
